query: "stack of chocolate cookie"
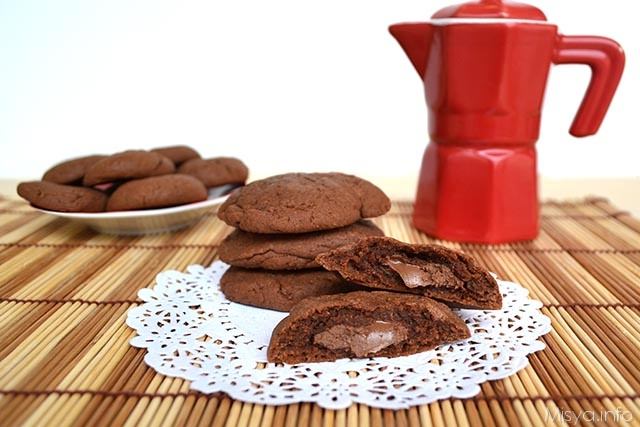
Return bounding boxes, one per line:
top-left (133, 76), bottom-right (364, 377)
top-left (215, 172), bottom-right (504, 364)
top-left (17, 145), bottom-right (249, 213)
top-left (216, 172), bottom-right (391, 311)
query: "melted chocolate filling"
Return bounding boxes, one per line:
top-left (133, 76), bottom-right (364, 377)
top-left (314, 321), bottom-right (408, 357)
top-left (385, 259), bottom-right (464, 289)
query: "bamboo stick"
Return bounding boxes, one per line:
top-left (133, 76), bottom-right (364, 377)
top-left (223, 399), bottom-right (244, 427)
top-left (358, 404), bottom-right (370, 427)
top-left (237, 402), bottom-right (255, 427)
top-left (197, 397), bottom-right (221, 427)
top-left (261, 406), bottom-right (276, 427)
top-left (285, 404), bottom-right (300, 427)
top-left (248, 403), bottom-right (266, 427)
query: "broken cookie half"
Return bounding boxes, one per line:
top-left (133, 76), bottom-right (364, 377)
top-left (316, 237), bottom-right (502, 310)
top-left (267, 291), bottom-right (470, 364)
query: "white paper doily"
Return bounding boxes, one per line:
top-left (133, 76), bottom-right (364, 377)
top-left (126, 261), bottom-right (551, 409)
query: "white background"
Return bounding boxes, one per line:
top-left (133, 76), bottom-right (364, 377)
top-left (1, 0), bottom-right (638, 183)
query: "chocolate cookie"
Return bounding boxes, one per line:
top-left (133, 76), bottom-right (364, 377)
top-left (219, 267), bottom-right (360, 312)
top-left (316, 237), bottom-right (502, 310)
top-left (177, 157), bottom-right (248, 188)
top-left (42, 155), bottom-right (106, 185)
top-left (106, 174), bottom-right (208, 211)
top-left (83, 150), bottom-right (175, 186)
top-left (17, 181), bottom-right (107, 212)
top-left (267, 291), bottom-right (470, 363)
top-left (151, 145), bottom-right (201, 166)
top-left (219, 220), bottom-right (384, 270)
top-left (218, 173), bottom-right (391, 234)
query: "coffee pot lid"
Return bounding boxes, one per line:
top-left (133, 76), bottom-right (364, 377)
top-left (432, 0), bottom-right (547, 20)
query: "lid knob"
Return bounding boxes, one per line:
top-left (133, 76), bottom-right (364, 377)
top-left (432, 0), bottom-right (547, 21)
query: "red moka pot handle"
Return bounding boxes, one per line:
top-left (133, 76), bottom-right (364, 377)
top-left (553, 35), bottom-right (625, 137)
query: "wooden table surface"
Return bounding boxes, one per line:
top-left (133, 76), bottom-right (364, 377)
top-left (1, 177), bottom-right (639, 426)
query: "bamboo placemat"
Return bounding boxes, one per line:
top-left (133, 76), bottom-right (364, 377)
top-left (0, 195), bottom-right (639, 426)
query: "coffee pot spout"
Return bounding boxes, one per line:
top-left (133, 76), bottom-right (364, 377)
top-left (389, 23), bottom-right (434, 78)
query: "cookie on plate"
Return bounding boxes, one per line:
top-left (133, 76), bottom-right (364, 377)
top-left (219, 267), bottom-right (360, 312)
top-left (219, 220), bottom-right (384, 270)
top-left (17, 181), bottom-right (108, 212)
top-left (151, 145), bottom-right (201, 166)
top-left (177, 157), bottom-right (248, 188)
top-left (267, 291), bottom-right (470, 364)
top-left (316, 237), bottom-right (502, 310)
top-left (83, 150), bottom-right (175, 186)
top-left (42, 155), bottom-right (106, 185)
top-left (217, 173), bottom-right (390, 234)
top-left (106, 174), bottom-right (207, 211)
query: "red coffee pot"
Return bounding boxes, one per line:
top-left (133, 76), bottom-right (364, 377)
top-left (390, 0), bottom-right (624, 243)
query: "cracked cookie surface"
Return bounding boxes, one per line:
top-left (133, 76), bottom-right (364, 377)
top-left (219, 267), bottom-right (361, 312)
top-left (218, 220), bottom-right (384, 270)
top-left (83, 150), bottom-right (175, 186)
top-left (106, 174), bottom-right (208, 211)
top-left (42, 155), bottom-right (106, 185)
top-left (177, 157), bottom-right (248, 188)
top-left (18, 181), bottom-right (108, 212)
top-left (151, 145), bottom-right (201, 166)
top-left (217, 173), bottom-right (390, 234)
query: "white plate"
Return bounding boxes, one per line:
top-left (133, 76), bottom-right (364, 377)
top-left (34, 184), bottom-right (237, 235)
